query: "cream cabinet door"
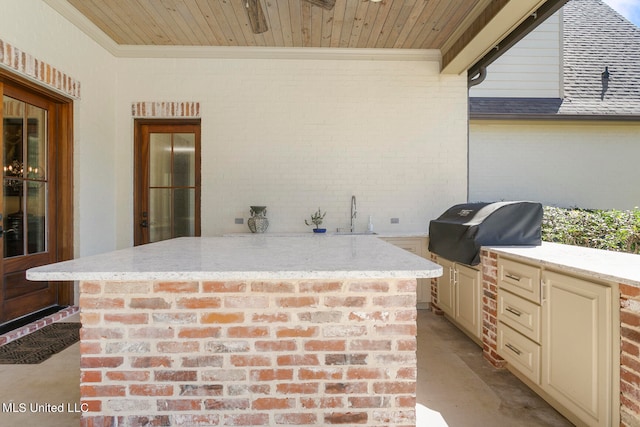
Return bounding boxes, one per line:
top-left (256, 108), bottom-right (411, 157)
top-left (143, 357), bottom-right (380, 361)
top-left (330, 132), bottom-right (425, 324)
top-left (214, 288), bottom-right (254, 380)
top-left (436, 258), bottom-right (455, 318)
top-left (380, 237), bottom-right (430, 306)
top-left (542, 271), bottom-right (612, 427)
top-left (455, 263), bottom-right (482, 339)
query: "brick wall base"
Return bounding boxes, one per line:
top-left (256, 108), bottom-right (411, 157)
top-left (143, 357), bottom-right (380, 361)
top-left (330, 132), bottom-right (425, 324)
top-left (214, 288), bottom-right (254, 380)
top-left (78, 278), bottom-right (418, 426)
top-left (620, 283), bottom-right (640, 427)
top-left (480, 251), bottom-right (506, 368)
top-left (429, 254), bottom-right (444, 315)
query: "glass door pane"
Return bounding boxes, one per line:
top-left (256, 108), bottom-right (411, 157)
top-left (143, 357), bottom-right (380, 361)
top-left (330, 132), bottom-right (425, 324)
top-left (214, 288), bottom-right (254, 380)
top-left (150, 133), bottom-right (171, 187)
top-left (173, 133), bottom-right (195, 187)
top-left (2, 96), bottom-right (48, 258)
top-left (174, 188), bottom-right (195, 237)
top-left (149, 188), bottom-right (171, 242)
top-left (27, 182), bottom-right (47, 254)
top-left (146, 130), bottom-right (198, 244)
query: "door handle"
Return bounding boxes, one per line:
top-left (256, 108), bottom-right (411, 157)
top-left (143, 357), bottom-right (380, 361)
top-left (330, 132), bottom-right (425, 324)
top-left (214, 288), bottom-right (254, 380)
top-left (140, 211), bottom-right (148, 228)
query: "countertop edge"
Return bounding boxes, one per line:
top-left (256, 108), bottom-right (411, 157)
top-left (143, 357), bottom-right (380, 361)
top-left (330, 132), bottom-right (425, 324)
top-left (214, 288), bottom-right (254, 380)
top-left (486, 243), bottom-right (640, 288)
top-left (27, 268), bottom-right (443, 282)
top-left (27, 236), bottom-right (442, 282)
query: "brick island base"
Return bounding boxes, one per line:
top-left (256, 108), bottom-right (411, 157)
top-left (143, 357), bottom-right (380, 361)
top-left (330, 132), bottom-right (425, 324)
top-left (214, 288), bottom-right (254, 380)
top-left (78, 278), bottom-right (418, 427)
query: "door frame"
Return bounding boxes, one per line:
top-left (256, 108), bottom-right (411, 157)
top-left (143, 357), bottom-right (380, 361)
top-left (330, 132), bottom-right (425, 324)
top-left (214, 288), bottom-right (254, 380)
top-left (0, 69), bottom-right (74, 307)
top-left (133, 119), bottom-right (201, 246)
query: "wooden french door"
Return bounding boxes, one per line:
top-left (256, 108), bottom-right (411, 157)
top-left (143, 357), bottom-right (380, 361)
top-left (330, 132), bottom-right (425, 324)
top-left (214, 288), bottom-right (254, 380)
top-left (0, 79), bottom-right (73, 325)
top-left (134, 120), bottom-right (201, 246)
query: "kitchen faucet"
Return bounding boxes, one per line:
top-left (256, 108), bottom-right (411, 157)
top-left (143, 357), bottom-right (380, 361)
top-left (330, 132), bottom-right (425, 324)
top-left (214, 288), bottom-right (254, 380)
top-left (350, 195), bottom-right (357, 232)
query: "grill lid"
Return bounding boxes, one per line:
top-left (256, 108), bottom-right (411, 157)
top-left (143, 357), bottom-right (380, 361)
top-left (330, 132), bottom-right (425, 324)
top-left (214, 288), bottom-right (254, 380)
top-left (428, 201), bottom-right (542, 265)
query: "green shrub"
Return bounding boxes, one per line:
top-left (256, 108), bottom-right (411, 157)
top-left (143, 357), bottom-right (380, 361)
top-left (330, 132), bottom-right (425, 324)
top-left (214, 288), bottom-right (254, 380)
top-left (542, 206), bottom-right (640, 254)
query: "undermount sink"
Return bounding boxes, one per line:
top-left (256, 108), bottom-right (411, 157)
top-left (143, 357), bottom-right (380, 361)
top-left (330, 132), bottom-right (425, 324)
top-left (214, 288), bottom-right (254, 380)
top-left (333, 232), bottom-right (378, 235)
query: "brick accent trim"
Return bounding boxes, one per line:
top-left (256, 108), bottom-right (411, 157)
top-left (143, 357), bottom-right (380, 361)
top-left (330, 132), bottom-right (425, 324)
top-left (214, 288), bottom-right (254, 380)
top-left (429, 253), bottom-right (444, 315)
top-left (620, 283), bottom-right (640, 426)
top-left (480, 250), bottom-right (505, 368)
top-left (131, 102), bottom-right (200, 118)
top-left (0, 38), bottom-right (80, 99)
top-left (0, 306), bottom-right (79, 347)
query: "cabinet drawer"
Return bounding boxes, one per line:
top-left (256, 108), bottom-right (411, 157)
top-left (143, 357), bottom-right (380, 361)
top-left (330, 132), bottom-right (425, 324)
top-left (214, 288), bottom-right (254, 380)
top-left (498, 257), bottom-right (541, 304)
top-left (498, 290), bottom-right (541, 343)
top-left (497, 323), bottom-right (541, 385)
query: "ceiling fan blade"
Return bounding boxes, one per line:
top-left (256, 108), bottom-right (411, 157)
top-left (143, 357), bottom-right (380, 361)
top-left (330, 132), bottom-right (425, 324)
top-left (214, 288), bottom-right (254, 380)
top-left (245, 0), bottom-right (268, 34)
top-left (303, 0), bottom-right (336, 10)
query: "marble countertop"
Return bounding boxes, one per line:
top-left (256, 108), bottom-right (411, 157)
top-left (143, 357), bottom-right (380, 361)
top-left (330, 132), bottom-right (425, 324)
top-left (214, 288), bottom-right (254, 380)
top-left (27, 235), bottom-right (442, 281)
top-left (488, 242), bottom-right (640, 287)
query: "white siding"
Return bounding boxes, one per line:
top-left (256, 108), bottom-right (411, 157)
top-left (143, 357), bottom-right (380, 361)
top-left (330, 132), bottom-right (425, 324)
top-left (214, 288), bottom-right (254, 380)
top-left (469, 120), bottom-right (640, 210)
top-left (116, 58), bottom-right (469, 242)
top-left (469, 11), bottom-right (562, 98)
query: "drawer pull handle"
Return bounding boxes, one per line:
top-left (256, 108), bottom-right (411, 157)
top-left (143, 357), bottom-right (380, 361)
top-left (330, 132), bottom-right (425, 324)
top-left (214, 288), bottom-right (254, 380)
top-left (505, 343), bottom-right (522, 356)
top-left (505, 273), bottom-right (521, 281)
top-left (505, 306), bottom-right (522, 317)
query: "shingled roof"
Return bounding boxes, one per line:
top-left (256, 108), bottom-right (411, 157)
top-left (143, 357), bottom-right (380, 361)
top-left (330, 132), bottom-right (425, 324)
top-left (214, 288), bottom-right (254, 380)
top-left (470, 0), bottom-right (640, 119)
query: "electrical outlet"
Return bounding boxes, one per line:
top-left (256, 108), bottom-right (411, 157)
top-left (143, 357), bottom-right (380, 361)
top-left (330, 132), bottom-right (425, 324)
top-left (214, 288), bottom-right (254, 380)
top-left (390, 218), bottom-right (399, 224)
top-left (235, 218), bottom-right (244, 224)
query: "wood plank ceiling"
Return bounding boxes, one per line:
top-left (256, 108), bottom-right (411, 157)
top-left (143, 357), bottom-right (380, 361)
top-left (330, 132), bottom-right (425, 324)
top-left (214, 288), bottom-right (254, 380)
top-left (64, 0), bottom-right (486, 51)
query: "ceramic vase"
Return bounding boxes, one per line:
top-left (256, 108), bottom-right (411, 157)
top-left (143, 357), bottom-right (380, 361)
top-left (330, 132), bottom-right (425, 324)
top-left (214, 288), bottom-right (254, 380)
top-left (248, 206), bottom-right (269, 233)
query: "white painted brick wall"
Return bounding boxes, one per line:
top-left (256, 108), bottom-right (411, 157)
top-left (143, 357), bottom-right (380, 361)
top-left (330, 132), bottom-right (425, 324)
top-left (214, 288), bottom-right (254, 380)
top-left (3, 1), bottom-right (470, 252)
top-left (117, 58), bottom-right (468, 240)
top-left (469, 120), bottom-right (640, 210)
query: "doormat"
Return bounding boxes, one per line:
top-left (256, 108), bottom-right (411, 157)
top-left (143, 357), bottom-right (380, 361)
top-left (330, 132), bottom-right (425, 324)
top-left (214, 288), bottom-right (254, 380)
top-left (0, 322), bottom-right (80, 364)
